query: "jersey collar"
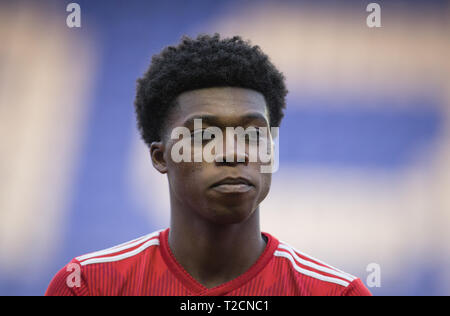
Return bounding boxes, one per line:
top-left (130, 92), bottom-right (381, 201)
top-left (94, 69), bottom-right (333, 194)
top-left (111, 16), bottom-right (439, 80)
top-left (159, 228), bottom-right (279, 296)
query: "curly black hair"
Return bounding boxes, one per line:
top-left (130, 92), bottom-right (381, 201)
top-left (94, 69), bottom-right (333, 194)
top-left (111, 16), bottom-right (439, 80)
top-left (134, 33), bottom-right (288, 147)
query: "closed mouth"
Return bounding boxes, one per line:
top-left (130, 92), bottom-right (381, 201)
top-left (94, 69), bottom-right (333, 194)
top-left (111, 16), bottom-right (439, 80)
top-left (210, 177), bottom-right (253, 188)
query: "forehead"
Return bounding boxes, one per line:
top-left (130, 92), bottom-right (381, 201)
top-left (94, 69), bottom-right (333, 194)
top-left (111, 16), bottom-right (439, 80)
top-left (169, 87), bottom-right (269, 127)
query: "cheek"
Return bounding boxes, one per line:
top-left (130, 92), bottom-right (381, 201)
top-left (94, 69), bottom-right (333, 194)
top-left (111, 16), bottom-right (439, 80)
top-left (257, 173), bottom-right (272, 203)
top-left (165, 140), bottom-right (208, 190)
top-left (167, 160), bottom-right (204, 197)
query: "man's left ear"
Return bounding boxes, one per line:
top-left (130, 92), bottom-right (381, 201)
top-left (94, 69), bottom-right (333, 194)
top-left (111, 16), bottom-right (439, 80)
top-left (150, 141), bottom-right (168, 174)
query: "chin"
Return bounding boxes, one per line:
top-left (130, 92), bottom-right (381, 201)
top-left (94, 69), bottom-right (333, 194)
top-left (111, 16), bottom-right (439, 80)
top-left (202, 203), bottom-right (256, 225)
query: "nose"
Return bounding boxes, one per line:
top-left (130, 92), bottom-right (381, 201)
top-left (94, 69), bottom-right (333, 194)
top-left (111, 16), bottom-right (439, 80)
top-left (214, 130), bottom-right (249, 166)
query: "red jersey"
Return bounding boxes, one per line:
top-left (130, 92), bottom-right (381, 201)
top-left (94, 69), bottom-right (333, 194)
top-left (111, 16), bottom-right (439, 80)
top-left (45, 228), bottom-right (371, 296)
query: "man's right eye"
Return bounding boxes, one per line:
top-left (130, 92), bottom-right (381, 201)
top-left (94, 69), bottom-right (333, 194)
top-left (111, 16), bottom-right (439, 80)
top-left (191, 129), bottom-right (203, 138)
top-left (202, 129), bottom-right (216, 140)
top-left (191, 130), bottom-right (215, 143)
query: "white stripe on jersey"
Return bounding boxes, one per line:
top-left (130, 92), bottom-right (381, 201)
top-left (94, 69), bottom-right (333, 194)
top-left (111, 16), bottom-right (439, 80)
top-left (76, 229), bottom-right (163, 262)
top-left (278, 240), bottom-right (357, 280)
top-left (274, 250), bottom-right (350, 287)
top-left (80, 238), bottom-right (160, 266)
top-left (277, 243), bottom-right (355, 282)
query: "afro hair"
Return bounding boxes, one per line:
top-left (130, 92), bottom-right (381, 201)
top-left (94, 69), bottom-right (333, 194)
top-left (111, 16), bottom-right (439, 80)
top-left (134, 33), bottom-right (288, 147)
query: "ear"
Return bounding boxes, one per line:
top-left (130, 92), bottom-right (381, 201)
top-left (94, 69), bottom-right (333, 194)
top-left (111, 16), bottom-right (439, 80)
top-left (150, 141), bottom-right (168, 174)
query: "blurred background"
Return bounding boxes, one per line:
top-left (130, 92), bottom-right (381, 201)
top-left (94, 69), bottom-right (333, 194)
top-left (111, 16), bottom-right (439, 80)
top-left (0, 0), bottom-right (449, 296)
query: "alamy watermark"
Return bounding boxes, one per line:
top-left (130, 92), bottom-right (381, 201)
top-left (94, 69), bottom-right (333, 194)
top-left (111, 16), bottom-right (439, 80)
top-left (366, 3), bottom-right (381, 28)
top-left (170, 119), bottom-right (279, 173)
top-left (66, 3), bottom-right (81, 28)
top-left (66, 262), bottom-right (81, 288)
top-left (366, 263), bottom-right (381, 288)
top-left (65, 3), bottom-right (382, 31)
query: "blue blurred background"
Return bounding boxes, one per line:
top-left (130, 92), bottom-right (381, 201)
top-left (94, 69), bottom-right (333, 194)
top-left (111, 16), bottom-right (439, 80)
top-left (0, 0), bottom-right (449, 295)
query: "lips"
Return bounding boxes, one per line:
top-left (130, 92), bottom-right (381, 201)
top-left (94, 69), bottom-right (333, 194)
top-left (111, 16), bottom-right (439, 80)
top-left (210, 177), bottom-right (254, 194)
top-left (211, 177), bottom-right (253, 187)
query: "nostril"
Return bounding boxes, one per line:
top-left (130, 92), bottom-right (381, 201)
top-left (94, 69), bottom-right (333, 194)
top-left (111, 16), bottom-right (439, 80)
top-left (215, 151), bottom-right (249, 165)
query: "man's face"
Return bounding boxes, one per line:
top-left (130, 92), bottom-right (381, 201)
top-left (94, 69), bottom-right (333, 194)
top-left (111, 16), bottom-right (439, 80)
top-left (157, 87), bottom-right (272, 225)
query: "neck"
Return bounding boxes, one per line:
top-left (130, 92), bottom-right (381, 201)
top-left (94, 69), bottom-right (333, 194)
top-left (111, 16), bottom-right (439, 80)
top-left (168, 195), bottom-right (267, 289)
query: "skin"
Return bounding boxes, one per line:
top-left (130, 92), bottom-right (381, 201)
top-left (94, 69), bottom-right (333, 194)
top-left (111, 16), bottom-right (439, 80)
top-left (150, 87), bottom-right (273, 289)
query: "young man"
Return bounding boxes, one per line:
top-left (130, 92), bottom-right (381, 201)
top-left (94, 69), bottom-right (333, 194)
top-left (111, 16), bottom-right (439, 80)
top-left (46, 34), bottom-right (371, 296)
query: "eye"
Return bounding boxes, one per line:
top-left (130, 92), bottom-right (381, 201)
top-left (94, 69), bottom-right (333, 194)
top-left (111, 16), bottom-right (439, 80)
top-left (191, 129), bottom-right (203, 138)
top-left (245, 127), bottom-right (260, 144)
top-left (202, 129), bottom-right (216, 140)
top-left (191, 129), bottom-right (215, 144)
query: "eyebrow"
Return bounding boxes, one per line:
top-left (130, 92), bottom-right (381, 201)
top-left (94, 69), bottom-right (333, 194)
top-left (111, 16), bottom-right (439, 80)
top-left (181, 112), bottom-right (270, 129)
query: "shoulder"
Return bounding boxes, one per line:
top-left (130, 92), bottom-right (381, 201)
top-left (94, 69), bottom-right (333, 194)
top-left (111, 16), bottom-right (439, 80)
top-left (45, 229), bottom-right (165, 296)
top-left (74, 229), bottom-right (163, 266)
top-left (272, 239), bottom-right (372, 296)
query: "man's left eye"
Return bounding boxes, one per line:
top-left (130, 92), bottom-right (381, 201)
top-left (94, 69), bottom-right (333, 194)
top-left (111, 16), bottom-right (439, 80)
top-left (246, 127), bottom-right (261, 142)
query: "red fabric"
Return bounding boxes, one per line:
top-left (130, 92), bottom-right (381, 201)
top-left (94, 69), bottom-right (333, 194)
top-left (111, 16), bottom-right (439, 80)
top-left (45, 228), bottom-right (372, 296)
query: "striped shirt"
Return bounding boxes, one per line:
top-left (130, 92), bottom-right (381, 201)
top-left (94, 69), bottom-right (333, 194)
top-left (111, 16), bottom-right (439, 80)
top-left (45, 228), bottom-right (371, 296)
